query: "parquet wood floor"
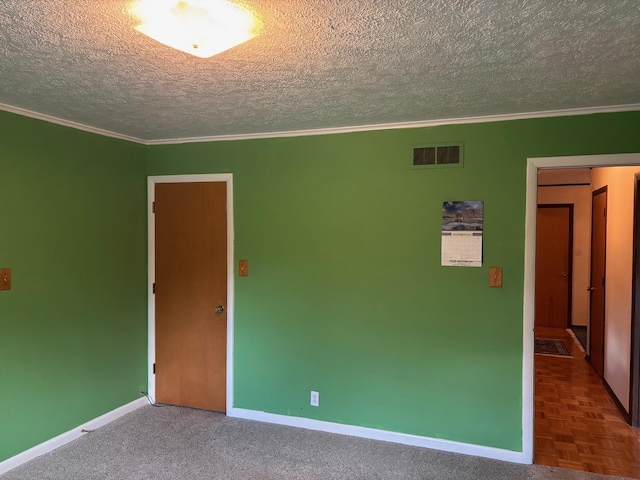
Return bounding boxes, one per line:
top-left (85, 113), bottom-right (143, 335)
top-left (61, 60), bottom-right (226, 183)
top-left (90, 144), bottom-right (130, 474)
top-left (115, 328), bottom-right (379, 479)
top-left (535, 327), bottom-right (640, 478)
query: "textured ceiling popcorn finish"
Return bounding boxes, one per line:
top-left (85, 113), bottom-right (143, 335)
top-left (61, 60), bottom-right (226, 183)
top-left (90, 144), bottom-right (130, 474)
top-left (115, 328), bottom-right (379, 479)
top-left (0, 1), bottom-right (639, 141)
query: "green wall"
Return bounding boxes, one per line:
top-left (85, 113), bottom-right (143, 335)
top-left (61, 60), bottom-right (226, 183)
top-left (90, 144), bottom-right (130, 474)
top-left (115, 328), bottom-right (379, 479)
top-left (147, 112), bottom-right (640, 451)
top-left (0, 111), bottom-right (148, 462)
top-left (2, 109), bottom-right (639, 464)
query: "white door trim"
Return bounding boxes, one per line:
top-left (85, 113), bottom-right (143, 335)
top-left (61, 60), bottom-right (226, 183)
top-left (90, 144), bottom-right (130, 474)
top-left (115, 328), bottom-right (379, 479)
top-left (147, 174), bottom-right (235, 412)
top-left (522, 153), bottom-right (640, 463)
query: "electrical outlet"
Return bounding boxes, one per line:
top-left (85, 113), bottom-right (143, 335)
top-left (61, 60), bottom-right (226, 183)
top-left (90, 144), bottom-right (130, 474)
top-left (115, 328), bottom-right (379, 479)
top-left (310, 390), bottom-right (319, 407)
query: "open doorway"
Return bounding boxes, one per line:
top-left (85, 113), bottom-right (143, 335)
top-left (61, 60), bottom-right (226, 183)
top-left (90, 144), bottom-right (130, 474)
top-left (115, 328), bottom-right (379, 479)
top-left (523, 154), bottom-right (640, 474)
top-left (536, 171), bottom-right (591, 365)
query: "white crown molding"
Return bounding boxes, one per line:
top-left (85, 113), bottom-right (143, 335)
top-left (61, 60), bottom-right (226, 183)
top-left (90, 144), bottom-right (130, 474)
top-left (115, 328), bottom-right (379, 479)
top-left (2, 101), bottom-right (639, 146)
top-left (0, 398), bottom-right (148, 476)
top-left (147, 103), bottom-right (640, 145)
top-left (0, 103), bottom-right (146, 145)
top-left (228, 407), bottom-right (525, 464)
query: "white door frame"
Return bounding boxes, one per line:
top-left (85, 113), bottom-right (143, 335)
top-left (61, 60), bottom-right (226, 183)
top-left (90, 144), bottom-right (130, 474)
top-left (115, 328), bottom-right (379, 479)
top-left (147, 174), bottom-right (235, 412)
top-left (522, 153), bottom-right (640, 463)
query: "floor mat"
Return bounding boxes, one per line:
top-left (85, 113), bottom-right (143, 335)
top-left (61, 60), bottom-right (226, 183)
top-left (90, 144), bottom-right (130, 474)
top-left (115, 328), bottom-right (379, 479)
top-left (535, 338), bottom-right (570, 357)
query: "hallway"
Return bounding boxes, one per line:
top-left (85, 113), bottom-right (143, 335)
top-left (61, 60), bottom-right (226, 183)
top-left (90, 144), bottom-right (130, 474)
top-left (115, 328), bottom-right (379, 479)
top-left (535, 327), bottom-right (640, 477)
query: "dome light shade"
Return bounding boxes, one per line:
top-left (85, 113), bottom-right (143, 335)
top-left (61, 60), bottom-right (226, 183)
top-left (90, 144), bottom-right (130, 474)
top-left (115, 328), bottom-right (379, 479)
top-left (132, 0), bottom-right (259, 58)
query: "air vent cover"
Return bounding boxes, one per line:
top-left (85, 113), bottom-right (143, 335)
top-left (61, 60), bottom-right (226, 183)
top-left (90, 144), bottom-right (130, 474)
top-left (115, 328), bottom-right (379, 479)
top-left (413, 144), bottom-right (462, 167)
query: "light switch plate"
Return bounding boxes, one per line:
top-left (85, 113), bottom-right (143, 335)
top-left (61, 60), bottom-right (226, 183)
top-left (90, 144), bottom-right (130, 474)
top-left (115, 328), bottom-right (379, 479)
top-left (0, 268), bottom-right (11, 291)
top-left (239, 260), bottom-right (248, 277)
top-left (489, 267), bottom-right (503, 288)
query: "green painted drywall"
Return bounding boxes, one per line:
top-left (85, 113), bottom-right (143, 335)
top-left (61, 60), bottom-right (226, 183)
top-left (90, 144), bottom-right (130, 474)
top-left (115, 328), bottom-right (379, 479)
top-left (147, 112), bottom-right (640, 452)
top-left (0, 111), bottom-right (148, 462)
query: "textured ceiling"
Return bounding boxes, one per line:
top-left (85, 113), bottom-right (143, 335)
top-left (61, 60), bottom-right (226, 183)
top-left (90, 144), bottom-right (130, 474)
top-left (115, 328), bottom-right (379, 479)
top-left (0, 0), bottom-right (639, 142)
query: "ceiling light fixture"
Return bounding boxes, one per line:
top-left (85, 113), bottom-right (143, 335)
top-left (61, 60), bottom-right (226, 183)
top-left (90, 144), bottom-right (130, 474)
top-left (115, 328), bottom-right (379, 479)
top-left (132, 0), bottom-right (260, 58)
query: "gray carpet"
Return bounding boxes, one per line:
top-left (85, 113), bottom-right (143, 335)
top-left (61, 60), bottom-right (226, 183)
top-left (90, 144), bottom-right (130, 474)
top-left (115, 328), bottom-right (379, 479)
top-left (0, 406), bottom-right (633, 480)
top-left (571, 326), bottom-right (587, 350)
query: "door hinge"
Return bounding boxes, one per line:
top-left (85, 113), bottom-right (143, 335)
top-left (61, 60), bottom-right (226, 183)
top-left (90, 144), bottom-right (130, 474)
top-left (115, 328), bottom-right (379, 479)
top-left (153, 363), bottom-right (156, 374)
top-left (153, 283), bottom-right (156, 294)
top-left (603, 207), bottom-right (606, 218)
top-left (601, 277), bottom-right (605, 287)
top-left (152, 201), bottom-right (155, 213)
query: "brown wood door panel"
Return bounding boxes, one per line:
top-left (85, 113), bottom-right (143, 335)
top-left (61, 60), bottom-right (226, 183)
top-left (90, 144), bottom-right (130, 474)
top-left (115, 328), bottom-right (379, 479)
top-left (590, 187), bottom-right (607, 379)
top-left (632, 176), bottom-right (640, 427)
top-left (535, 205), bottom-right (572, 328)
top-left (155, 181), bottom-right (227, 412)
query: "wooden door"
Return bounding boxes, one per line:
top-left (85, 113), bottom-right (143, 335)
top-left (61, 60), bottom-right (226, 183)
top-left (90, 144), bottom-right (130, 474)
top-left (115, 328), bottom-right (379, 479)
top-left (590, 187), bottom-right (607, 378)
top-left (632, 176), bottom-right (640, 427)
top-left (155, 182), bottom-right (227, 412)
top-left (535, 205), bottom-right (573, 328)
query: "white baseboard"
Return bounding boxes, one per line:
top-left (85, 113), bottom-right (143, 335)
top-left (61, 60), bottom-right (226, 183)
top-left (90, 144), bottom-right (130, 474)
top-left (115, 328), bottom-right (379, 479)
top-left (228, 408), bottom-right (526, 464)
top-left (0, 397), bottom-right (148, 475)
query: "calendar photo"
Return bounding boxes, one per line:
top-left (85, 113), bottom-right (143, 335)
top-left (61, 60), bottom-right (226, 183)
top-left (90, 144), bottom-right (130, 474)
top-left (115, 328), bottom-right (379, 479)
top-left (441, 201), bottom-right (483, 267)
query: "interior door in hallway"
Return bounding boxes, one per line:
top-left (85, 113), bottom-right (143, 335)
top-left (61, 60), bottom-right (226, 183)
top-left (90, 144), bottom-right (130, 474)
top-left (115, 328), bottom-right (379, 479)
top-left (590, 187), bottom-right (607, 379)
top-left (535, 205), bottom-right (573, 328)
top-left (155, 182), bottom-right (227, 412)
top-left (633, 175), bottom-right (640, 427)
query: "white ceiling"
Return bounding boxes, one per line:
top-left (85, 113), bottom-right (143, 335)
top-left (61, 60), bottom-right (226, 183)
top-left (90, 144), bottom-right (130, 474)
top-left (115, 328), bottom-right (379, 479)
top-left (1, 0), bottom-right (639, 142)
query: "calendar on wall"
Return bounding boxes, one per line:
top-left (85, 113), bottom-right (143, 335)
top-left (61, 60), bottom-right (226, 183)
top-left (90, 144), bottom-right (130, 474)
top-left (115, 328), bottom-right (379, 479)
top-left (441, 201), bottom-right (483, 267)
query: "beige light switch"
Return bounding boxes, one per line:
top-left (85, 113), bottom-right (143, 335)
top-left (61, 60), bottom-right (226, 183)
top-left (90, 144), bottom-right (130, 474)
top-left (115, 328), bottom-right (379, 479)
top-left (489, 267), bottom-right (503, 288)
top-left (239, 260), bottom-right (248, 277)
top-left (0, 268), bottom-right (11, 291)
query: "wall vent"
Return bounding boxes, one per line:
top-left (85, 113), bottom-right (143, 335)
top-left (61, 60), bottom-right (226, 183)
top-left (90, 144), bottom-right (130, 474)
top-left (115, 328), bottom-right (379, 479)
top-left (413, 144), bottom-right (462, 167)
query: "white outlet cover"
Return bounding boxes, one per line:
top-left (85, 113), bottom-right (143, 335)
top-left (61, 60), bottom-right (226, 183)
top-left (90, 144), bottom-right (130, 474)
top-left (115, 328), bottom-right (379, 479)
top-left (310, 391), bottom-right (319, 407)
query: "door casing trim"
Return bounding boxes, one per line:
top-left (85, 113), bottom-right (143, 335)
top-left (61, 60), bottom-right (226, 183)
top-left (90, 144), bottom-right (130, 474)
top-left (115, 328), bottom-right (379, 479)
top-left (147, 174), bottom-right (235, 411)
top-left (523, 153), bottom-right (640, 463)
